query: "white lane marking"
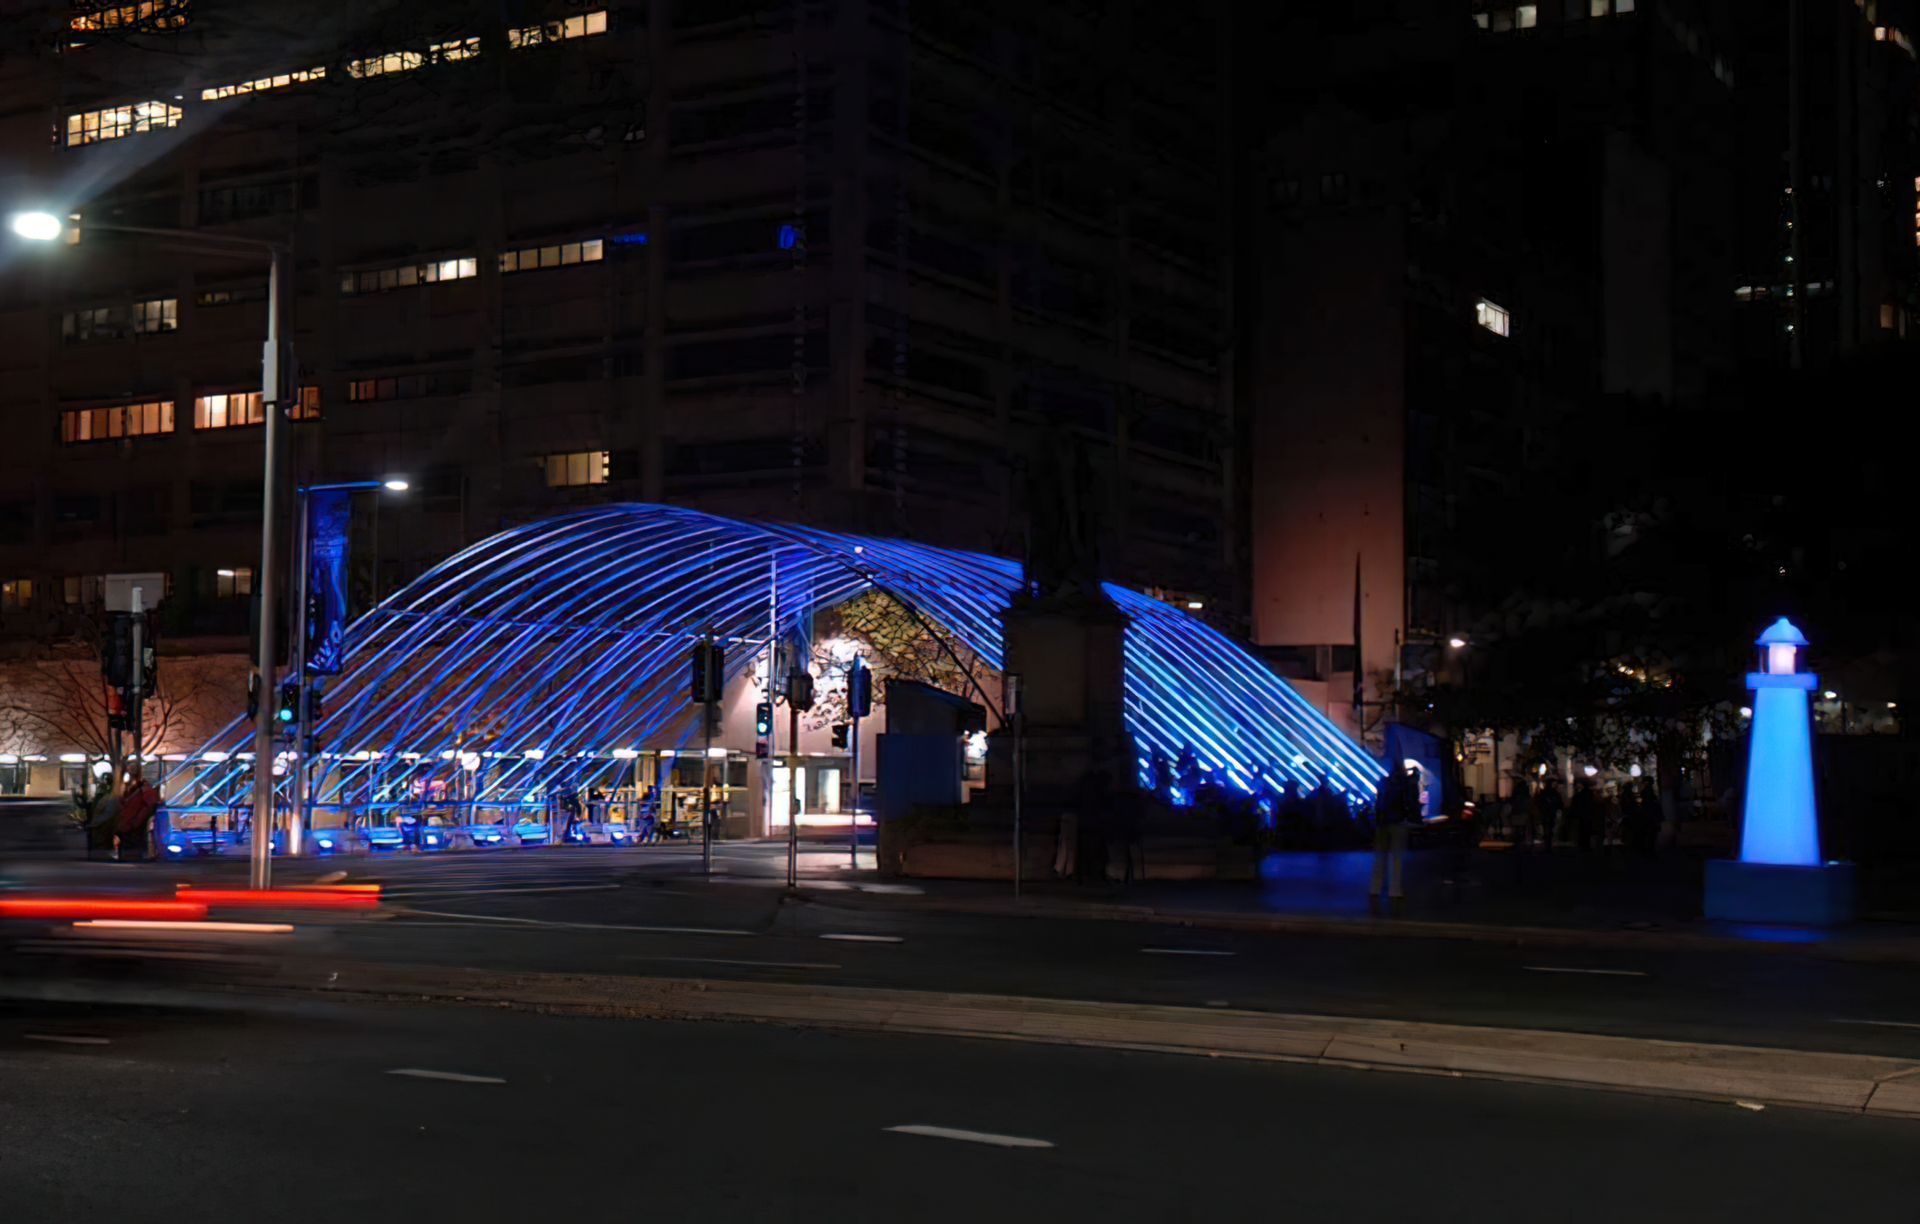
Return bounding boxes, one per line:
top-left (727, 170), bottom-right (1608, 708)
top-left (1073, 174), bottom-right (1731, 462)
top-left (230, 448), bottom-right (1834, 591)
top-left (24, 1034), bottom-right (110, 1046)
top-left (387, 1068), bottom-right (507, 1085)
top-left (399, 909), bottom-right (752, 936)
top-left (1523, 966), bottom-right (1647, 977)
top-left (1834, 1018), bottom-right (1920, 1030)
top-left (1141, 948), bottom-right (1235, 957)
top-left (820, 933), bottom-right (904, 943)
top-left (1734, 1100), bottom-right (1767, 1112)
top-left (885, 1124), bottom-right (1053, 1150)
top-left (627, 956), bottom-right (841, 971)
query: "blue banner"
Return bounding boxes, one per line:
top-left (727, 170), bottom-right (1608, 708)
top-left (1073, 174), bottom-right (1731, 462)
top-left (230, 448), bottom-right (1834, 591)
top-left (305, 489), bottom-right (352, 675)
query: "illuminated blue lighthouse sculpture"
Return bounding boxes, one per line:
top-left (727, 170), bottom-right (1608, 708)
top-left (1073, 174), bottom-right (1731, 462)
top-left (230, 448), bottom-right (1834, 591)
top-left (1704, 618), bottom-right (1856, 925)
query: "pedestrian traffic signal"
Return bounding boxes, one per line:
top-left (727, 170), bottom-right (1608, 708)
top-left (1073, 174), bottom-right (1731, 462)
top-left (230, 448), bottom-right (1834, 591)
top-left (830, 723), bottom-right (849, 749)
top-left (306, 684), bottom-right (323, 724)
top-left (276, 683), bottom-right (300, 726)
top-left (755, 701), bottom-right (774, 737)
top-left (246, 670), bottom-right (261, 720)
top-left (848, 658), bottom-right (872, 719)
top-left (690, 638), bottom-right (725, 704)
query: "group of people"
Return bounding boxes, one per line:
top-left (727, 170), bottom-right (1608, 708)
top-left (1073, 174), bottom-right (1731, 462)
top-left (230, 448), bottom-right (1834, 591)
top-left (1500, 774), bottom-right (1663, 854)
top-left (1054, 764), bottom-right (1146, 884)
top-left (79, 763), bottom-right (164, 862)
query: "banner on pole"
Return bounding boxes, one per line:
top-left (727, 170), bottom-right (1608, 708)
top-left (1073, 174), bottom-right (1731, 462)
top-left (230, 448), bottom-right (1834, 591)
top-left (305, 489), bottom-right (352, 675)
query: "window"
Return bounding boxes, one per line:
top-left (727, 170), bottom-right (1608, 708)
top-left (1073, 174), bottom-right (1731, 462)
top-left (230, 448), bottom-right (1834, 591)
top-left (508, 10), bottom-right (608, 47)
top-left (215, 566), bottom-right (253, 598)
top-left (60, 400), bottom-right (175, 443)
top-left (430, 37), bottom-right (481, 63)
top-left (543, 450), bottom-right (609, 488)
top-left (1882, 303), bottom-right (1897, 330)
top-left (345, 50), bottom-right (423, 79)
top-left (1320, 172), bottom-right (1348, 203)
top-left (131, 297), bottom-right (177, 334)
top-left (63, 575), bottom-right (104, 605)
top-left (346, 373), bottom-right (466, 403)
top-left (1271, 178), bottom-right (1301, 206)
top-left (201, 66), bottom-right (324, 101)
top-left (1, 579), bottom-right (31, 611)
top-left (70, 1), bottom-right (188, 32)
top-left (1475, 298), bottom-right (1511, 337)
top-left (499, 238), bottom-right (604, 273)
top-left (195, 282), bottom-right (267, 307)
top-left (65, 101), bottom-right (182, 146)
top-left (0, 762), bottom-right (27, 795)
top-left (339, 256), bottom-right (477, 294)
top-left (62, 306), bottom-right (119, 342)
top-left (195, 385), bottom-right (317, 426)
top-left (1516, 4), bottom-right (1537, 26)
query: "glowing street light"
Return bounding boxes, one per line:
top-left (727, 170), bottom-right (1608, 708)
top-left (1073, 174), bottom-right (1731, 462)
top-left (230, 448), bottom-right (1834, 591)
top-left (383, 478), bottom-right (410, 492)
top-left (9, 210), bottom-right (64, 241)
top-left (1447, 636), bottom-right (1468, 649)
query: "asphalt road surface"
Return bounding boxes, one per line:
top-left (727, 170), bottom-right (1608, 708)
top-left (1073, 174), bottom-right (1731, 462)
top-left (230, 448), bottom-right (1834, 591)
top-left (12, 843), bottom-right (1920, 1059)
top-left (1, 989), bottom-right (1914, 1224)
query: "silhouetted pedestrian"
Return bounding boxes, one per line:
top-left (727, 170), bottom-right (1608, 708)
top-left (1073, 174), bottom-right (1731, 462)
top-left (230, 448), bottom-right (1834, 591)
top-left (1569, 778), bottom-right (1600, 852)
top-left (1536, 782), bottom-right (1563, 852)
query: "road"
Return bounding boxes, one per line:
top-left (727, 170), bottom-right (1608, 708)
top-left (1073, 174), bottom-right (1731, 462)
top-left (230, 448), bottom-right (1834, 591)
top-left (143, 842), bottom-right (1920, 1059)
top-left (1, 988), bottom-right (1913, 1223)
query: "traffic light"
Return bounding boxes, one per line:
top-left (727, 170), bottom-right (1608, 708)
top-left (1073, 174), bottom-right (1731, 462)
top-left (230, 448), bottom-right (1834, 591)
top-left (690, 639), bottom-right (725, 704)
top-left (103, 613), bottom-right (133, 688)
top-left (755, 701), bottom-right (774, 737)
top-left (830, 723), bottom-right (849, 749)
top-left (307, 684), bottom-right (323, 724)
top-left (788, 670), bottom-right (815, 713)
top-left (848, 659), bottom-right (872, 719)
top-left (275, 683), bottom-right (300, 727)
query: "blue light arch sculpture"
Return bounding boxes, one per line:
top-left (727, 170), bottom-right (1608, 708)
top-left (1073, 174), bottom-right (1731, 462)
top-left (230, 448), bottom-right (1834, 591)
top-left (169, 505), bottom-right (1382, 814)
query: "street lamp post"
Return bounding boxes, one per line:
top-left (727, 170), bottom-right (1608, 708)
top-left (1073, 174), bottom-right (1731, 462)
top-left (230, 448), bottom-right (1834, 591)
top-left (11, 210), bottom-right (291, 889)
top-left (289, 479), bottom-right (408, 857)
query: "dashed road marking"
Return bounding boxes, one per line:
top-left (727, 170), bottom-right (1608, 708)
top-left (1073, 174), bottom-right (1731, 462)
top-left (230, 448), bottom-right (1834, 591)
top-left (820, 933), bottom-right (903, 944)
top-left (885, 1124), bottom-right (1053, 1150)
top-left (1523, 966), bottom-right (1647, 977)
top-left (627, 956), bottom-right (841, 971)
top-left (23, 1034), bottom-right (110, 1046)
top-left (387, 1068), bottom-right (506, 1085)
top-left (1141, 948), bottom-right (1235, 957)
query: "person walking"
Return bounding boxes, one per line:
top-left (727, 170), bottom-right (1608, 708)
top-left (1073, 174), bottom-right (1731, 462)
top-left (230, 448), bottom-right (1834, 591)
top-left (1369, 765), bottom-right (1417, 907)
top-left (1535, 781), bottom-right (1563, 853)
top-left (1113, 783), bottom-right (1145, 885)
top-left (115, 764), bottom-right (160, 863)
top-left (1569, 777), bottom-right (1600, 853)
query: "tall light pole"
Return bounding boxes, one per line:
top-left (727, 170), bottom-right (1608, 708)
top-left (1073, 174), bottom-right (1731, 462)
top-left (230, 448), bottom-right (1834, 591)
top-left (11, 210), bottom-right (292, 888)
top-left (290, 478), bottom-right (408, 857)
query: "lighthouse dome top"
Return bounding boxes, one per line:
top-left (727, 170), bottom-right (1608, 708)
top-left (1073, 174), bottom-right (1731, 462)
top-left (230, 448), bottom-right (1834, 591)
top-left (1756, 617), bottom-right (1809, 648)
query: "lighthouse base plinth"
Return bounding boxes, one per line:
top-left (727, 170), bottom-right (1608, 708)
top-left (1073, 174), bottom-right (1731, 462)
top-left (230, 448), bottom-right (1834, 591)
top-left (1705, 859), bottom-right (1857, 926)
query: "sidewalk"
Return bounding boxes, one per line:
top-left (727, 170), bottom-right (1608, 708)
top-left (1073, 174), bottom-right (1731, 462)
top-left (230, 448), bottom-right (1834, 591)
top-left (801, 848), bottom-right (1920, 965)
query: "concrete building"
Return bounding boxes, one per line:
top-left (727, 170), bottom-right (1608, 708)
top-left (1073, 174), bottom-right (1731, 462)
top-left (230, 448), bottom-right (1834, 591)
top-left (0, 0), bottom-right (1236, 779)
top-left (1237, 0), bottom-right (1743, 739)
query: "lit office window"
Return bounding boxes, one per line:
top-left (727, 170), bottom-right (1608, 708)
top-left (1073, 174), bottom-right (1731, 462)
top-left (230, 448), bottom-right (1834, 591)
top-left (345, 50), bottom-right (423, 79)
top-left (347, 374), bottom-right (457, 403)
top-left (1, 579), bottom-right (32, 611)
top-left (70, 1), bottom-right (188, 32)
top-left (202, 66), bottom-right (325, 101)
top-left (194, 386), bottom-right (320, 427)
top-left (499, 238), bottom-right (604, 273)
top-left (1516, 4), bottom-right (1537, 26)
top-left (65, 101), bottom-right (182, 146)
top-left (340, 256), bottom-right (478, 294)
top-left (64, 575), bottom-right (105, 605)
top-left (508, 10), bottom-right (608, 48)
top-left (60, 400), bottom-right (175, 444)
top-left (1475, 298), bottom-right (1511, 337)
top-left (431, 37), bottom-right (481, 62)
top-left (543, 450), bottom-right (609, 488)
top-left (131, 297), bottom-right (178, 334)
top-left (215, 566), bottom-right (253, 598)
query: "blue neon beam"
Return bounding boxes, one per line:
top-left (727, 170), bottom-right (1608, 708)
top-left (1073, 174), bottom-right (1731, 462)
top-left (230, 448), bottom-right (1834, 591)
top-left (168, 505), bottom-right (1383, 813)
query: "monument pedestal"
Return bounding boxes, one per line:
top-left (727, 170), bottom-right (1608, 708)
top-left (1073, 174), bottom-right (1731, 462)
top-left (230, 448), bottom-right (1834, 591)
top-left (1704, 859), bottom-right (1857, 926)
top-left (985, 597), bottom-right (1133, 802)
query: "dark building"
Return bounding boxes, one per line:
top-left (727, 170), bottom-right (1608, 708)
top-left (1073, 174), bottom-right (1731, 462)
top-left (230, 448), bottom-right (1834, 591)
top-left (1728, 0), bottom-right (1920, 366)
top-left (0, 0), bottom-right (1235, 665)
top-left (1237, 0), bottom-right (1746, 734)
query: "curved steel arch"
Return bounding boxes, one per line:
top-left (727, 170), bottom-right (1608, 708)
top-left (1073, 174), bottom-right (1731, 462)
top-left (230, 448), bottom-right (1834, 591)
top-left (170, 505), bottom-right (1382, 812)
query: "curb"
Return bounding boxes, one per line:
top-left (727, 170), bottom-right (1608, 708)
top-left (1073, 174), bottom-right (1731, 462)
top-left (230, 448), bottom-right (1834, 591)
top-left (794, 888), bottom-right (1920, 965)
top-left (308, 960), bottom-right (1920, 1118)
